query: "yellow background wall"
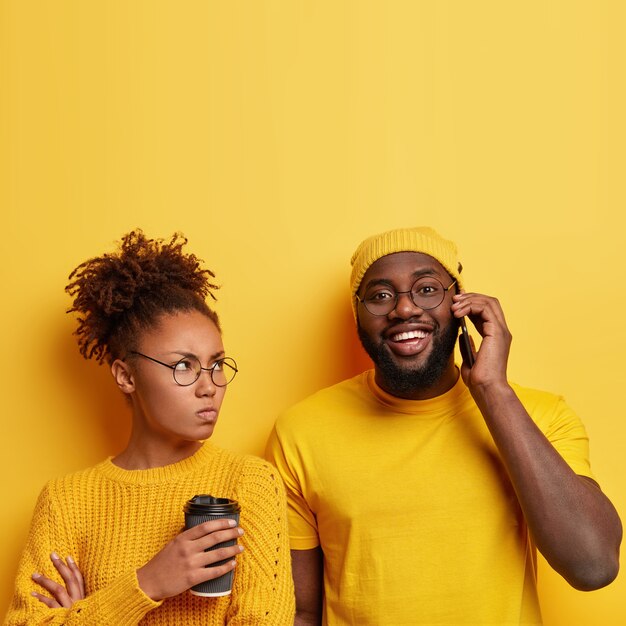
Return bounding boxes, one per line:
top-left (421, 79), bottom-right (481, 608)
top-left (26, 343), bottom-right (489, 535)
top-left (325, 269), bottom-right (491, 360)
top-left (1, 1), bottom-right (624, 623)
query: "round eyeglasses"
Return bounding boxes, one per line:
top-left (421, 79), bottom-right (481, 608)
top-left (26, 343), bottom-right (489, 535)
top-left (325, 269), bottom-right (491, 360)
top-left (356, 276), bottom-right (457, 316)
top-left (128, 352), bottom-right (238, 387)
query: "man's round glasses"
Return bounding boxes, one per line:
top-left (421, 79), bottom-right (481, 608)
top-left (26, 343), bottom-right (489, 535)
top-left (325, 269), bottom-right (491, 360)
top-left (356, 277), bottom-right (457, 316)
top-left (128, 352), bottom-right (238, 387)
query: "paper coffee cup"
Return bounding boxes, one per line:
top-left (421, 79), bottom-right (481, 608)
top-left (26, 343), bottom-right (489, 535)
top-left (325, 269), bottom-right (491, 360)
top-left (184, 495), bottom-right (241, 597)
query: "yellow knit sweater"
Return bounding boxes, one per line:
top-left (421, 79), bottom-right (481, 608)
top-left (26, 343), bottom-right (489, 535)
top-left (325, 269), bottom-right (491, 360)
top-left (4, 443), bottom-right (295, 625)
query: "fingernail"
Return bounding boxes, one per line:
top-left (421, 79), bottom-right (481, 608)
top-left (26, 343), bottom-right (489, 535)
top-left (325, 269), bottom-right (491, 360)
top-left (227, 519), bottom-right (236, 527)
top-left (30, 591), bottom-right (38, 597)
top-left (238, 545), bottom-right (244, 552)
top-left (237, 528), bottom-right (244, 536)
top-left (51, 552), bottom-right (60, 561)
top-left (67, 555), bottom-right (75, 564)
top-left (32, 572), bottom-right (41, 579)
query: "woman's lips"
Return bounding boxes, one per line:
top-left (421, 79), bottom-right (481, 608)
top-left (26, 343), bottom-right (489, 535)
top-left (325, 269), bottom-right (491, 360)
top-left (197, 408), bottom-right (218, 421)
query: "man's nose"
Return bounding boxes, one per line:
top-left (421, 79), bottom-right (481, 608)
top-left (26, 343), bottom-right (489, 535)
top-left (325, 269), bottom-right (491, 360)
top-left (391, 291), bottom-right (425, 318)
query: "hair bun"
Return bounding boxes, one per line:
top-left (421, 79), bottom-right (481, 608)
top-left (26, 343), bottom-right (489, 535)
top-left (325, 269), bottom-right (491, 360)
top-left (66, 230), bottom-right (219, 363)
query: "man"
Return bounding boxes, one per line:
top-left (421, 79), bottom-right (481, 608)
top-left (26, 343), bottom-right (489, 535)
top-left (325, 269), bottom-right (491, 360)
top-left (266, 226), bottom-right (622, 625)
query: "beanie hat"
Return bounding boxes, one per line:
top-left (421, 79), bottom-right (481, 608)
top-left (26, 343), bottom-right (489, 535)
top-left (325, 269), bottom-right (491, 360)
top-left (350, 226), bottom-right (463, 318)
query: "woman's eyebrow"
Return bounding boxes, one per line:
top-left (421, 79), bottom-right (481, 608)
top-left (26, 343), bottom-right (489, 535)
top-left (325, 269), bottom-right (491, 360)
top-left (166, 350), bottom-right (226, 361)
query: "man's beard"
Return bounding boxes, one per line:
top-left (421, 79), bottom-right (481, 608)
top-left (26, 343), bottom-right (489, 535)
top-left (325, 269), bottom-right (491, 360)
top-left (357, 319), bottom-right (459, 396)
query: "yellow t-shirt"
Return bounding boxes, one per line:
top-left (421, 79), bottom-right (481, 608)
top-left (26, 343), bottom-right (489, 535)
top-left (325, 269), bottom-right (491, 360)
top-left (266, 371), bottom-right (594, 626)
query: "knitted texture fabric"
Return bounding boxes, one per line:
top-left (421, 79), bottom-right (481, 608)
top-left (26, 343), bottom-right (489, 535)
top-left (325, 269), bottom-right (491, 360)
top-left (349, 226), bottom-right (464, 317)
top-left (4, 443), bottom-right (295, 625)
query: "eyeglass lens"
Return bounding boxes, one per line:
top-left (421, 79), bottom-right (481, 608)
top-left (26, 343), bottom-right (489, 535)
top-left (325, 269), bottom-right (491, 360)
top-left (173, 356), bottom-right (238, 387)
top-left (361, 276), bottom-right (450, 315)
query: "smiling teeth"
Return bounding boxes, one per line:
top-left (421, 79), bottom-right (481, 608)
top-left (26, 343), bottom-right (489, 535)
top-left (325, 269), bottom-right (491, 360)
top-left (392, 329), bottom-right (428, 341)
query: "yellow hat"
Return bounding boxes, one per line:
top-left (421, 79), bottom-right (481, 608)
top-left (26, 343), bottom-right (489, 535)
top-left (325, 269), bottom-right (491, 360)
top-left (350, 226), bottom-right (463, 318)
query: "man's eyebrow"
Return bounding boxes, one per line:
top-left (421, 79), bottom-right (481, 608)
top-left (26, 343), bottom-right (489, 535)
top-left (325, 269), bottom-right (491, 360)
top-left (411, 268), bottom-right (438, 279)
top-left (361, 268), bottom-right (438, 292)
top-left (360, 278), bottom-right (394, 292)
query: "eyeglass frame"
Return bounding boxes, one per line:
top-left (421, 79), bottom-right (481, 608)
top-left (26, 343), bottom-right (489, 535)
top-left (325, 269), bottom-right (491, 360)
top-left (126, 351), bottom-right (238, 387)
top-left (356, 277), bottom-right (457, 316)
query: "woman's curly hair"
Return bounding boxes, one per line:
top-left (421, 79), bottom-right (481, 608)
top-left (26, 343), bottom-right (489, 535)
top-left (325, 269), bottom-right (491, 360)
top-left (65, 230), bottom-right (220, 364)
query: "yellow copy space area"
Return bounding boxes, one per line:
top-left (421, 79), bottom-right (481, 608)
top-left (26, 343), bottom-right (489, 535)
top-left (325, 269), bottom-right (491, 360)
top-left (1, 1), bottom-right (624, 624)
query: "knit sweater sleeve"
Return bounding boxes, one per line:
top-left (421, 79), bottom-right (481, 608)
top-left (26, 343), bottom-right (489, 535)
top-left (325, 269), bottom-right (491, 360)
top-left (225, 457), bottom-right (295, 625)
top-left (3, 483), bottom-right (161, 626)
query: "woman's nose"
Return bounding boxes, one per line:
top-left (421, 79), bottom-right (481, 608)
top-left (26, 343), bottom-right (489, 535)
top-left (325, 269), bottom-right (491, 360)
top-left (195, 369), bottom-right (217, 396)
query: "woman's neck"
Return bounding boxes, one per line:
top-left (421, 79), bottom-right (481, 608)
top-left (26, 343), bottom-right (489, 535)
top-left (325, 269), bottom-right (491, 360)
top-left (112, 436), bottom-right (203, 470)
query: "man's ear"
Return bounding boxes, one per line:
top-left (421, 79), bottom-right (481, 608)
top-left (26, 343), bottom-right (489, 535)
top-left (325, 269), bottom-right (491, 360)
top-left (111, 359), bottom-right (135, 394)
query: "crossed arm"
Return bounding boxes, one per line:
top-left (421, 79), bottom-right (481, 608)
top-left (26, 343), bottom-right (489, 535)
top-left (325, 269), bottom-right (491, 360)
top-left (9, 516), bottom-right (243, 624)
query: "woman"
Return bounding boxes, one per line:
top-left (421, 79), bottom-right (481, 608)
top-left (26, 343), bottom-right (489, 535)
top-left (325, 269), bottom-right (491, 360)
top-left (4, 231), bottom-right (295, 625)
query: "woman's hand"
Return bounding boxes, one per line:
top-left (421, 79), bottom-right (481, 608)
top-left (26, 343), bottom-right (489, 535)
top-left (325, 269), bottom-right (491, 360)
top-left (137, 518), bottom-right (244, 601)
top-left (31, 553), bottom-right (85, 608)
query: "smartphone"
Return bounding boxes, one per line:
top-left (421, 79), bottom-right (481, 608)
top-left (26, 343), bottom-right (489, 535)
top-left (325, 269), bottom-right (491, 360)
top-left (459, 317), bottom-right (474, 368)
top-left (454, 283), bottom-right (475, 368)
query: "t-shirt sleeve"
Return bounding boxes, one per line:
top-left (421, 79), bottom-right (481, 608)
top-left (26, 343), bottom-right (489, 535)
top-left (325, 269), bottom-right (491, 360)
top-left (521, 388), bottom-right (596, 482)
top-left (265, 423), bottom-right (321, 551)
top-left (544, 396), bottom-right (595, 480)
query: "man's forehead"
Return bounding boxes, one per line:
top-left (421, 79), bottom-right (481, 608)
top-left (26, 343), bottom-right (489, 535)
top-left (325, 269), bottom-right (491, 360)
top-left (361, 251), bottom-right (449, 283)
